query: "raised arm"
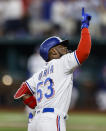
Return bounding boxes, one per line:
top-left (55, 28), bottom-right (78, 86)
top-left (75, 8), bottom-right (92, 64)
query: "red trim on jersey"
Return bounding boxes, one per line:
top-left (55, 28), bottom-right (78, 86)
top-left (76, 28), bottom-right (91, 64)
top-left (56, 116), bottom-right (59, 131)
top-left (14, 82), bottom-right (33, 99)
top-left (23, 95), bottom-right (37, 109)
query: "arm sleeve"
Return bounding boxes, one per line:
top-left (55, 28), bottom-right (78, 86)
top-left (76, 28), bottom-right (91, 64)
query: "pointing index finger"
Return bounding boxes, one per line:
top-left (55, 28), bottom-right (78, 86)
top-left (82, 7), bottom-right (85, 16)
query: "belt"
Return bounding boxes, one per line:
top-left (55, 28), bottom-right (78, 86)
top-left (36, 108), bottom-right (67, 119)
top-left (43, 108), bottom-right (54, 113)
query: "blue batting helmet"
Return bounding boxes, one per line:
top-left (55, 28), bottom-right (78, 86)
top-left (40, 36), bottom-right (69, 61)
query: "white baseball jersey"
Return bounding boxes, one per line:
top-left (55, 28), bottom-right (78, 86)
top-left (27, 51), bottom-right (79, 131)
top-left (26, 51), bottom-right (79, 115)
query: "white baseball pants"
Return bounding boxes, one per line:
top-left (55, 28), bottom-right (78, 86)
top-left (28, 112), bottom-right (66, 131)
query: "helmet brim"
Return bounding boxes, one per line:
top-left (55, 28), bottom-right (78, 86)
top-left (60, 40), bottom-right (69, 47)
top-left (60, 40), bottom-right (72, 53)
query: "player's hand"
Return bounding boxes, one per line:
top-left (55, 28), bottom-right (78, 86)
top-left (81, 8), bottom-right (92, 29)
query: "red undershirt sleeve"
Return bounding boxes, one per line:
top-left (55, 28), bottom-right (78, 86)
top-left (76, 28), bottom-right (91, 64)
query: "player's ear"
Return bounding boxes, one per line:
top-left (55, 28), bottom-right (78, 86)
top-left (50, 48), bottom-right (58, 55)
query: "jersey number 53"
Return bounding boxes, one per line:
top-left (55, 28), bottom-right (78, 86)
top-left (37, 77), bottom-right (55, 103)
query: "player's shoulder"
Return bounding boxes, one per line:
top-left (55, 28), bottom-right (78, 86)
top-left (46, 52), bottom-right (74, 63)
top-left (60, 52), bottom-right (74, 61)
top-left (46, 52), bottom-right (75, 66)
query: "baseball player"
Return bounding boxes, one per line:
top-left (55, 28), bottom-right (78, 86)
top-left (14, 8), bottom-right (92, 131)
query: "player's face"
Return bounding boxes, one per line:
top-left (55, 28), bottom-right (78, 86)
top-left (55, 44), bottom-right (68, 56)
top-left (48, 44), bottom-right (68, 61)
